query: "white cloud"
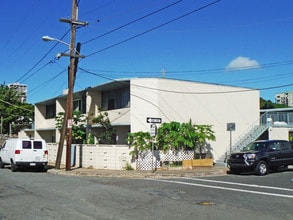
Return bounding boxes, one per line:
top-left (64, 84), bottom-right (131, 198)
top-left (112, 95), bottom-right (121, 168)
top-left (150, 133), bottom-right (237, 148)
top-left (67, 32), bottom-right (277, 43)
top-left (225, 56), bottom-right (260, 70)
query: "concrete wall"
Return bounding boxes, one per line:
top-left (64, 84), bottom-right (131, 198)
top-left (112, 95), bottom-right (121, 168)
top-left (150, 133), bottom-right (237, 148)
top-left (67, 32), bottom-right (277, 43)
top-left (268, 127), bottom-right (291, 140)
top-left (47, 143), bottom-right (132, 170)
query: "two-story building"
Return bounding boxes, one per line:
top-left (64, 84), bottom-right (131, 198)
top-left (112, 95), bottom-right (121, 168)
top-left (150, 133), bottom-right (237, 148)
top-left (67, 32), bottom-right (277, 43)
top-left (31, 77), bottom-right (260, 163)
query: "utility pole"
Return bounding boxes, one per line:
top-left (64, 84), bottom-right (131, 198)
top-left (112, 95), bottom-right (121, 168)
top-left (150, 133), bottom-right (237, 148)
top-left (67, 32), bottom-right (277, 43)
top-left (55, 0), bottom-right (87, 171)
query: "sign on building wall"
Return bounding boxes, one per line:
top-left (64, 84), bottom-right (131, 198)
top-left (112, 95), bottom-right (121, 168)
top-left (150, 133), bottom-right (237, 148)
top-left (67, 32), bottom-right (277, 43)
top-left (227, 123), bottom-right (236, 131)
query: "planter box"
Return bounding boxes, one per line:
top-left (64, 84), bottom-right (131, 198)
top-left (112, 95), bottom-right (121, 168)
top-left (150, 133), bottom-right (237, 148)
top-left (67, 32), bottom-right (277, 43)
top-left (182, 159), bottom-right (213, 169)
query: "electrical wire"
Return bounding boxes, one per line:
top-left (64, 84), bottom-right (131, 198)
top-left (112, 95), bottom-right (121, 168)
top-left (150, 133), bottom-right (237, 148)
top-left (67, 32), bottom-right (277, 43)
top-left (15, 29), bottom-right (70, 83)
top-left (19, 0), bottom-right (218, 101)
top-left (28, 69), bottom-right (67, 94)
top-left (0, 98), bottom-right (33, 112)
top-left (85, 0), bottom-right (222, 57)
top-left (79, 67), bottom-right (293, 95)
top-left (78, 59), bottom-right (293, 76)
top-left (82, 0), bottom-right (183, 45)
top-left (21, 59), bottom-right (56, 83)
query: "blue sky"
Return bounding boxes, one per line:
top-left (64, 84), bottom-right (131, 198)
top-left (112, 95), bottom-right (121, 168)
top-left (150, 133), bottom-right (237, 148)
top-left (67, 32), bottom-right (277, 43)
top-left (1, 0), bottom-right (293, 104)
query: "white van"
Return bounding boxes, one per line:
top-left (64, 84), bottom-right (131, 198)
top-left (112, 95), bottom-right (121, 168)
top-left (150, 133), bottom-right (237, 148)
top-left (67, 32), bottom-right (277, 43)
top-left (0, 138), bottom-right (48, 172)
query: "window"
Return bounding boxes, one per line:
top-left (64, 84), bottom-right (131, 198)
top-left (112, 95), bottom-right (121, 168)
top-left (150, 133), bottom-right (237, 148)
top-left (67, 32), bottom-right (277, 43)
top-left (73, 99), bottom-right (82, 112)
top-left (22, 141), bottom-right (32, 149)
top-left (108, 99), bottom-right (115, 110)
top-left (46, 104), bottom-right (56, 119)
top-left (73, 97), bottom-right (86, 113)
top-left (33, 141), bottom-right (43, 149)
top-left (270, 142), bottom-right (281, 151)
top-left (280, 142), bottom-right (290, 150)
top-left (102, 87), bottom-right (130, 110)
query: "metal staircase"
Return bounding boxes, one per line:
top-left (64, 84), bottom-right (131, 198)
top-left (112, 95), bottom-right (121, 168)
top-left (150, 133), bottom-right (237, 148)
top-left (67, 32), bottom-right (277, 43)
top-left (230, 124), bottom-right (269, 153)
top-left (216, 112), bottom-right (271, 164)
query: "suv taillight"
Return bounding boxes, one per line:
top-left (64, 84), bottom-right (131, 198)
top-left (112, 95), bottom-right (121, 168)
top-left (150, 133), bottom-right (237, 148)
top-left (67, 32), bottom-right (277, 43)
top-left (15, 150), bottom-right (21, 154)
top-left (44, 150), bottom-right (48, 155)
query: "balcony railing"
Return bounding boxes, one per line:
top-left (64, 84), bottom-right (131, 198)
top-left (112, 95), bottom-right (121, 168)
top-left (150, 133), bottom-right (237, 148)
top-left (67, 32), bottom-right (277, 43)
top-left (260, 111), bottom-right (293, 127)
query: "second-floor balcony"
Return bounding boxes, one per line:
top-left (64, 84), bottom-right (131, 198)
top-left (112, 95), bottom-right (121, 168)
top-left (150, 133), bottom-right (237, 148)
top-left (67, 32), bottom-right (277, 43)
top-left (260, 108), bottom-right (293, 128)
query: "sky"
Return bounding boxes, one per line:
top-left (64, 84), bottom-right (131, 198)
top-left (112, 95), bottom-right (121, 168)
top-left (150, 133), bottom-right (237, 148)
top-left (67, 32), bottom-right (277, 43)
top-left (1, 0), bottom-right (293, 104)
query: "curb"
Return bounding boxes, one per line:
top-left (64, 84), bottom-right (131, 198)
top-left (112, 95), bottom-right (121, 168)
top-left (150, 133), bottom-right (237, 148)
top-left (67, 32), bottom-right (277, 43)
top-left (47, 166), bottom-right (228, 178)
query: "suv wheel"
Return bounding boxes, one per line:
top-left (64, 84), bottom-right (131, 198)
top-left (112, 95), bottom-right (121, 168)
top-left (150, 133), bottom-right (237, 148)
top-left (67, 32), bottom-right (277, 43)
top-left (255, 161), bottom-right (268, 176)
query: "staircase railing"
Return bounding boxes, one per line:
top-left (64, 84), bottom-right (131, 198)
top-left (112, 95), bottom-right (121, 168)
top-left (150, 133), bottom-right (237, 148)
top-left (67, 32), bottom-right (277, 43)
top-left (228, 111), bottom-right (271, 153)
top-left (219, 110), bottom-right (293, 164)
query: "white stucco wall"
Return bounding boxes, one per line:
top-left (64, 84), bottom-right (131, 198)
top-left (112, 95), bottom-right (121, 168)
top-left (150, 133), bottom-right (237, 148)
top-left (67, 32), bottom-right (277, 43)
top-left (268, 127), bottom-right (290, 140)
top-left (130, 78), bottom-right (259, 161)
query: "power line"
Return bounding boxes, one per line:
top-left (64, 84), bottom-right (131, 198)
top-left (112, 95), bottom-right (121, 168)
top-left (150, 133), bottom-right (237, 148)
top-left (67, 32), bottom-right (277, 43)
top-left (82, 0), bottom-right (183, 45)
top-left (15, 29), bottom-right (70, 83)
top-left (86, 0), bottom-right (222, 57)
top-left (21, 59), bottom-right (55, 83)
top-left (22, 0), bottom-right (219, 101)
top-left (79, 59), bottom-right (293, 75)
top-left (28, 69), bottom-right (66, 94)
top-left (79, 67), bottom-right (293, 95)
top-left (0, 98), bottom-right (33, 112)
top-left (220, 71), bottom-right (293, 85)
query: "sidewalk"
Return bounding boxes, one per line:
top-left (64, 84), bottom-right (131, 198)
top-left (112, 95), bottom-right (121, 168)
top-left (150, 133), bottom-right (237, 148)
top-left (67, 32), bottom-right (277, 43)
top-left (47, 164), bottom-right (228, 178)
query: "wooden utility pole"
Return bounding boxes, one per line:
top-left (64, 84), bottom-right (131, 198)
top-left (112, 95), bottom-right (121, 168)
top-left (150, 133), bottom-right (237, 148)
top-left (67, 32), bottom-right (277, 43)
top-left (55, 0), bottom-right (87, 170)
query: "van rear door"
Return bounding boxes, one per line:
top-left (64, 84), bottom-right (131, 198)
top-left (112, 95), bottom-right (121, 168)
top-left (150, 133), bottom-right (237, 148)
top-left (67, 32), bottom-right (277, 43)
top-left (32, 140), bottom-right (48, 163)
top-left (18, 140), bottom-right (48, 164)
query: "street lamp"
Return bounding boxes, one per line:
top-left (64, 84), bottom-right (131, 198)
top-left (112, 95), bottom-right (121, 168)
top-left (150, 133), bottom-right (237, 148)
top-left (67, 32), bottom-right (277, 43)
top-left (42, 35), bottom-right (70, 48)
top-left (42, 36), bottom-right (85, 59)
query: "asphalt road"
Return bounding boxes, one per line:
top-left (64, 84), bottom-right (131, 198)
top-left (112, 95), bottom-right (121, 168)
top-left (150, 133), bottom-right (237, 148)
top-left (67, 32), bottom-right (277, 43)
top-left (0, 168), bottom-right (292, 220)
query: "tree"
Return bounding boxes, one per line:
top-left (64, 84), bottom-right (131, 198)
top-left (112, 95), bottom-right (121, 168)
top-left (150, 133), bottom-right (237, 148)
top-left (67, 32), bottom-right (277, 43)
top-left (0, 84), bottom-right (34, 135)
top-left (92, 111), bottom-right (116, 144)
top-left (156, 120), bottom-right (215, 155)
top-left (157, 121), bottom-right (181, 151)
top-left (55, 111), bottom-right (87, 144)
top-left (126, 131), bottom-right (152, 159)
top-left (127, 120), bottom-right (216, 158)
top-left (194, 124), bottom-right (215, 158)
top-left (260, 97), bottom-right (287, 109)
top-left (178, 120), bottom-right (198, 150)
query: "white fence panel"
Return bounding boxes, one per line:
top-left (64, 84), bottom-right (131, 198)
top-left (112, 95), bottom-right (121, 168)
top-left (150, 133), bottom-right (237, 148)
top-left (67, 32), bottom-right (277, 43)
top-left (47, 143), bottom-right (131, 170)
top-left (47, 144), bottom-right (194, 170)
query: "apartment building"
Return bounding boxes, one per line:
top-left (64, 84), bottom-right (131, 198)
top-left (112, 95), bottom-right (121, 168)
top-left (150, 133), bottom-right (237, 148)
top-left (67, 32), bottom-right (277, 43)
top-left (275, 92), bottom-right (293, 107)
top-left (33, 77), bottom-right (260, 161)
top-left (8, 82), bottom-right (27, 103)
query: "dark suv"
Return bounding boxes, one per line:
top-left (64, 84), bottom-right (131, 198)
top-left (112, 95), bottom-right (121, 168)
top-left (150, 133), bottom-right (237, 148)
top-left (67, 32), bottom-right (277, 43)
top-left (227, 140), bottom-right (293, 175)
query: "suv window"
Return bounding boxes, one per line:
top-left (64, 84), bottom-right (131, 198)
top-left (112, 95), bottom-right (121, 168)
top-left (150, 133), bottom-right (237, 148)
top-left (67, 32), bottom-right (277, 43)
top-left (243, 142), bottom-right (267, 151)
top-left (22, 141), bottom-right (32, 149)
top-left (280, 141), bottom-right (290, 150)
top-left (269, 142), bottom-right (281, 151)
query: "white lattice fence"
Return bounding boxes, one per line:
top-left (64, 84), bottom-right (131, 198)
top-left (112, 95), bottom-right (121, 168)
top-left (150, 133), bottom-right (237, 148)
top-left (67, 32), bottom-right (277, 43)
top-left (136, 150), bottom-right (194, 170)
